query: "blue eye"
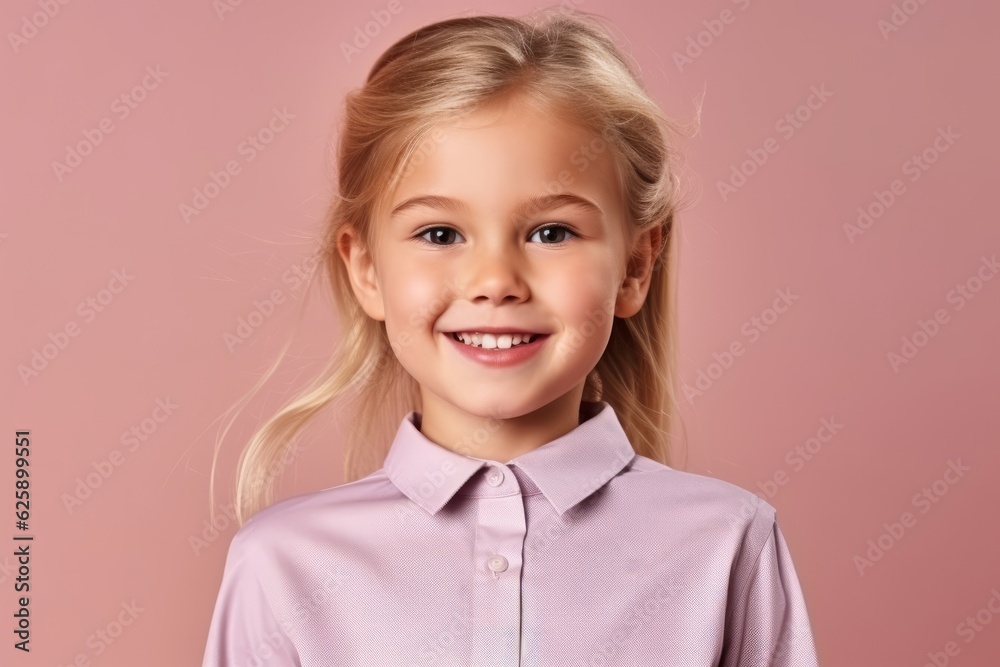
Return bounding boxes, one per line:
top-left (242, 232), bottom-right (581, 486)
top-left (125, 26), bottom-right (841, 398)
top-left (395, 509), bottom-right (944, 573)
top-left (414, 224), bottom-right (577, 247)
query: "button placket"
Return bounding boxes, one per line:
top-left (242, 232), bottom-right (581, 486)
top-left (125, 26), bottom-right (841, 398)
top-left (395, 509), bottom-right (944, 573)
top-left (470, 467), bottom-right (525, 667)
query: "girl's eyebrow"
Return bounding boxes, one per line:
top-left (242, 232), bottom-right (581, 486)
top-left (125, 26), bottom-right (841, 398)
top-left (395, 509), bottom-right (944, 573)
top-left (390, 193), bottom-right (604, 220)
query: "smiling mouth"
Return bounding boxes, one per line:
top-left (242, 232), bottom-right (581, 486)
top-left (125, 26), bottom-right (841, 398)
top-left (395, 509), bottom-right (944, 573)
top-left (447, 331), bottom-right (548, 349)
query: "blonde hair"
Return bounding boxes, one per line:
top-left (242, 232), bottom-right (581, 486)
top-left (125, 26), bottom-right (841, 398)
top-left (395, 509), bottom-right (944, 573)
top-left (210, 6), bottom-right (700, 527)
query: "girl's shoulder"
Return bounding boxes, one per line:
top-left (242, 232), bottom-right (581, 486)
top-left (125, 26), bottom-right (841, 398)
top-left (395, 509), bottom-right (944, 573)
top-left (619, 454), bottom-right (779, 530)
top-left (232, 467), bottom-right (398, 546)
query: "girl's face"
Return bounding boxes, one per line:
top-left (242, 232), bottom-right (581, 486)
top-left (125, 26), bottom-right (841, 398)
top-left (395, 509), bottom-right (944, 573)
top-left (342, 100), bottom-right (657, 430)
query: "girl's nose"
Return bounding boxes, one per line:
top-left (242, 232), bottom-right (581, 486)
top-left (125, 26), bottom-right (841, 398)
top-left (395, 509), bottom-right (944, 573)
top-left (460, 247), bottom-right (530, 304)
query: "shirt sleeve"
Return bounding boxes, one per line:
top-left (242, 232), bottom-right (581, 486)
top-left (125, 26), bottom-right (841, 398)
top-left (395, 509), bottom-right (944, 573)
top-left (202, 526), bottom-right (301, 667)
top-left (719, 506), bottom-right (820, 667)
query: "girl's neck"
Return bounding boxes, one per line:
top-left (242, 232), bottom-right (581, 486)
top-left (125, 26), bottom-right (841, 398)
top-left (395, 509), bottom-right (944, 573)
top-left (416, 385), bottom-right (587, 463)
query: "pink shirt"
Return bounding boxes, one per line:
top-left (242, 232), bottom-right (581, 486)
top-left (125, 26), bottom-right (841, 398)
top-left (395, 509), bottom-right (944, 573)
top-left (202, 400), bottom-right (819, 666)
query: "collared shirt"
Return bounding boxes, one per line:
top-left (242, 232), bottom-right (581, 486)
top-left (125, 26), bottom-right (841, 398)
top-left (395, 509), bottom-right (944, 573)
top-left (202, 400), bottom-right (820, 666)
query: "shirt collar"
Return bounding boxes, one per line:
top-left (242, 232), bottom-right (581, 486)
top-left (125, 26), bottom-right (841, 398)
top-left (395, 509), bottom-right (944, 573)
top-left (383, 400), bottom-right (636, 516)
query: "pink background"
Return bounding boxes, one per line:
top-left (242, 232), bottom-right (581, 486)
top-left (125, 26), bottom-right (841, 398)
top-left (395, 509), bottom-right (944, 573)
top-left (3, 0), bottom-right (998, 665)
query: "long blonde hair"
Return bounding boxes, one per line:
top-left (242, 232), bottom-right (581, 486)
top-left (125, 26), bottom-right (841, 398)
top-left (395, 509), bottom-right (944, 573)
top-left (210, 6), bottom-right (700, 527)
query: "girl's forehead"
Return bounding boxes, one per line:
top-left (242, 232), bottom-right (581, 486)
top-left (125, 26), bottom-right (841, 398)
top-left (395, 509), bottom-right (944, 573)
top-left (394, 115), bottom-right (619, 207)
top-left (415, 109), bottom-right (606, 174)
top-left (442, 95), bottom-right (591, 135)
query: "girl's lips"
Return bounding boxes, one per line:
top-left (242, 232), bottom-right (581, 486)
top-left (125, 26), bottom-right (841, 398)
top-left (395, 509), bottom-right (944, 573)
top-left (444, 332), bottom-right (549, 368)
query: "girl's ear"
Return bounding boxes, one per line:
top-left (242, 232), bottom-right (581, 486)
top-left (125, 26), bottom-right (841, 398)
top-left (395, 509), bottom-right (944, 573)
top-left (614, 224), bottom-right (662, 319)
top-left (338, 225), bottom-right (386, 322)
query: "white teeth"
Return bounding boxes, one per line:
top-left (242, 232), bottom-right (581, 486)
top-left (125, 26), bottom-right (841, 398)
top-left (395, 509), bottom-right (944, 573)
top-left (452, 332), bottom-right (537, 349)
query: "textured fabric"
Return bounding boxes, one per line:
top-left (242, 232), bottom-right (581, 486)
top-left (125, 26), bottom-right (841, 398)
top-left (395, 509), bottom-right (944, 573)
top-left (202, 400), bottom-right (819, 666)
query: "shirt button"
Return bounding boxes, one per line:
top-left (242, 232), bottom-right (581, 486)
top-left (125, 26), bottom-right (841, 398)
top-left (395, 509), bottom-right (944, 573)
top-left (488, 555), bottom-right (508, 573)
top-left (486, 468), bottom-right (504, 486)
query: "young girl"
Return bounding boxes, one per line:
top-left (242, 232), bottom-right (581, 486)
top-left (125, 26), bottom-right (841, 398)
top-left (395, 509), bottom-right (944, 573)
top-left (203, 8), bottom-right (819, 666)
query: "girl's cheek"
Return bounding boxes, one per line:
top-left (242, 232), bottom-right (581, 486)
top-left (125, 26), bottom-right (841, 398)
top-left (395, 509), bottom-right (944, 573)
top-left (387, 270), bottom-right (451, 330)
top-left (545, 257), bottom-right (615, 300)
